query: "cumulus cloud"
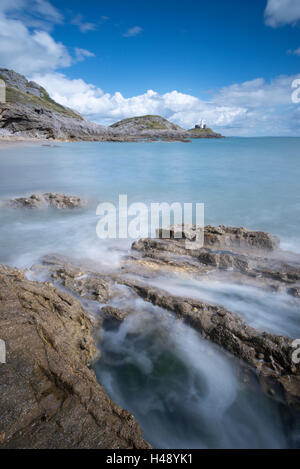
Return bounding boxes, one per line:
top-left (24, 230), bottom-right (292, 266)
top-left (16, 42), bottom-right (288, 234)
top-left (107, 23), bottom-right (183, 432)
top-left (0, 0), bottom-right (299, 136)
top-left (0, 3), bottom-right (96, 75)
top-left (30, 72), bottom-right (300, 136)
top-left (264, 0), bottom-right (300, 27)
top-left (123, 26), bottom-right (143, 37)
top-left (0, 14), bottom-right (71, 74)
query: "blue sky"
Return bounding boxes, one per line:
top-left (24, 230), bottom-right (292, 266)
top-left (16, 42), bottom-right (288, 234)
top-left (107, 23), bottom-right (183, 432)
top-left (0, 0), bottom-right (300, 135)
top-left (50, 0), bottom-right (300, 96)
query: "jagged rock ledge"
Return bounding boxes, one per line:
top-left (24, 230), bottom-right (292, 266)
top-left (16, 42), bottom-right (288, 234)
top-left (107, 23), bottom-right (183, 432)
top-left (2, 224), bottom-right (299, 448)
top-left (0, 264), bottom-right (151, 449)
top-left (26, 224), bottom-right (300, 408)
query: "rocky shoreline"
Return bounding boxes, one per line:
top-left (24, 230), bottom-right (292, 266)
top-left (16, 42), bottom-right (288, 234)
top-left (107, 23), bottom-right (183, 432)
top-left (0, 69), bottom-right (223, 142)
top-left (1, 214), bottom-right (300, 448)
top-left (0, 264), bottom-right (151, 449)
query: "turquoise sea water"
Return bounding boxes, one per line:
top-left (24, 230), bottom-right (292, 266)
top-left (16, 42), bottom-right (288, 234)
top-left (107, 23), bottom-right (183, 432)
top-left (0, 137), bottom-right (300, 448)
top-left (1, 137), bottom-right (300, 242)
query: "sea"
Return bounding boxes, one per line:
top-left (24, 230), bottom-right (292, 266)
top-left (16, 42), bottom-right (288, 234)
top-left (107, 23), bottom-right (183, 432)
top-left (0, 137), bottom-right (299, 448)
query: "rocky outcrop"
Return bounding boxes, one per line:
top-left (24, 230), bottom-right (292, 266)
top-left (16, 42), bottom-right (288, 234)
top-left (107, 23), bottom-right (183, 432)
top-left (2, 221), bottom-right (298, 448)
top-left (157, 224), bottom-right (280, 251)
top-left (25, 223), bottom-right (300, 408)
top-left (0, 102), bottom-right (110, 141)
top-left (0, 264), bottom-right (150, 449)
top-left (110, 115), bottom-right (222, 140)
top-left (132, 224), bottom-right (300, 295)
top-left (110, 115), bottom-right (183, 132)
top-left (0, 69), bottom-right (223, 141)
top-left (7, 193), bottom-right (86, 209)
top-left (188, 127), bottom-right (223, 138)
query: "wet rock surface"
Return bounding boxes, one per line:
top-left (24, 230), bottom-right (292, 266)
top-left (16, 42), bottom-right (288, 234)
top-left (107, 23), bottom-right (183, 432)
top-left (26, 226), bottom-right (300, 408)
top-left (7, 193), bottom-right (87, 209)
top-left (0, 264), bottom-right (150, 449)
top-left (132, 225), bottom-right (300, 295)
top-left (1, 224), bottom-right (300, 448)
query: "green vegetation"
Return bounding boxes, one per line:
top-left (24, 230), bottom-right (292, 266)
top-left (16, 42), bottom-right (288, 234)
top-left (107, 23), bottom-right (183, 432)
top-left (110, 115), bottom-right (182, 131)
top-left (188, 127), bottom-right (214, 133)
top-left (3, 83), bottom-right (83, 120)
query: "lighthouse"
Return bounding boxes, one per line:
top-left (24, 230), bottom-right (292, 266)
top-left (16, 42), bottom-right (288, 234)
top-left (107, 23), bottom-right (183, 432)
top-left (195, 119), bottom-right (207, 129)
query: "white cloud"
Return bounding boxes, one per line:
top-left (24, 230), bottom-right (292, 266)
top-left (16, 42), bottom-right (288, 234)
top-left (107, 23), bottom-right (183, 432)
top-left (287, 47), bottom-right (300, 55)
top-left (74, 48), bottom-right (95, 62)
top-left (265, 0), bottom-right (300, 27)
top-left (0, 0), bottom-right (299, 136)
top-left (31, 72), bottom-right (300, 136)
top-left (123, 26), bottom-right (143, 37)
top-left (0, 3), bottom-right (96, 75)
top-left (0, 13), bottom-right (71, 74)
top-left (71, 14), bottom-right (97, 33)
top-left (0, 0), bottom-right (63, 30)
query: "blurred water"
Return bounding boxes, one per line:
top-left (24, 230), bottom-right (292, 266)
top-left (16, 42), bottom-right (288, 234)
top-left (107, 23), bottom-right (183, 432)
top-left (1, 138), bottom-right (300, 265)
top-left (95, 305), bottom-right (298, 449)
top-left (0, 138), bottom-right (300, 448)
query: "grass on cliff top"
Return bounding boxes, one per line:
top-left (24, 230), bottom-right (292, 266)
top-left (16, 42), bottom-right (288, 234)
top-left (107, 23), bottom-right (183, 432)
top-left (188, 127), bottom-right (214, 133)
top-left (3, 84), bottom-right (83, 120)
top-left (110, 115), bottom-right (180, 130)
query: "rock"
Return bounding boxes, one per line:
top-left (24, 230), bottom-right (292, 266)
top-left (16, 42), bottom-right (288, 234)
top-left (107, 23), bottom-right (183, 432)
top-left (7, 193), bottom-right (86, 209)
top-left (119, 277), bottom-right (300, 407)
top-left (43, 255), bottom-right (113, 302)
top-left (287, 286), bottom-right (300, 298)
top-left (132, 225), bottom-right (300, 296)
top-left (0, 69), bottom-right (222, 141)
top-left (101, 306), bottom-right (133, 322)
top-left (204, 225), bottom-right (280, 252)
top-left (110, 115), bottom-right (222, 139)
top-left (21, 223), bottom-right (300, 409)
top-left (30, 248), bottom-right (300, 407)
top-left (0, 264), bottom-right (150, 449)
top-left (157, 224), bottom-right (280, 252)
top-left (188, 127), bottom-right (223, 138)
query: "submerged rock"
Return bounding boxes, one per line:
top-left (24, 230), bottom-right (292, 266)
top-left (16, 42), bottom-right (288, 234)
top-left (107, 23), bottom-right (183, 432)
top-left (0, 264), bottom-right (150, 449)
top-left (7, 193), bottom-right (86, 209)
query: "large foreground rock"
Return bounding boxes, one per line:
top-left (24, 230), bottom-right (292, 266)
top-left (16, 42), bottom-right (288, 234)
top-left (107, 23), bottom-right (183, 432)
top-left (0, 264), bottom-right (150, 449)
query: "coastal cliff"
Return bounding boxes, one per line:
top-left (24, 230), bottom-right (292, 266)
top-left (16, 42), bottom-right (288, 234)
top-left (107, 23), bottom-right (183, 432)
top-left (0, 69), bottom-right (222, 141)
